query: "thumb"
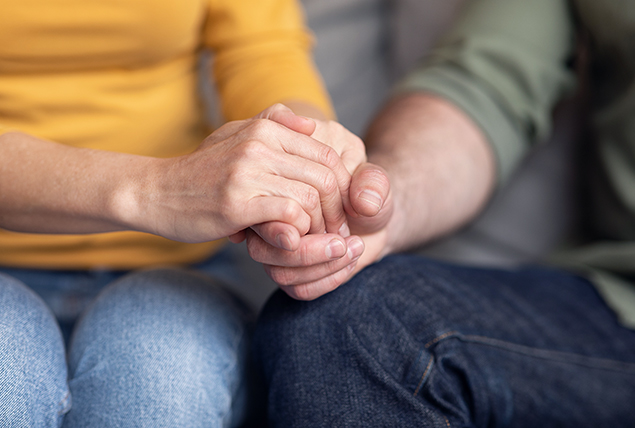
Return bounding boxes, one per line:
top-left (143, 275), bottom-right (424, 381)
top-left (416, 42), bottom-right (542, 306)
top-left (347, 163), bottom-right (393, 236)
top-left (349, 163), bottom-right (391, 218)
top-left (255, 103), bottom-right (316, 136)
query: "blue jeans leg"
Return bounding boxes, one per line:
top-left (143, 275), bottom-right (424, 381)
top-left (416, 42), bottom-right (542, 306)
top-left (64, 268), bottom-right (256, 428)
top-left (0, 273), bottom-right (70, 427)
top-left (255, 255), bottom-right (635, 427)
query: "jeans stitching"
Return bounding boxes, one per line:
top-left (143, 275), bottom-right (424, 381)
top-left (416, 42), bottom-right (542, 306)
top-left (58, 391), bottom-right (71, 416)
top-left (425, 331), bottom-right (459, 349)
top-left (413, 356), bottom-right (434, 397)
top-left (460, 334), bottom-right (635, 372)
top-left (426, 332), bottom-right (635, 373)
top-left (443, 415), bottom-right (451, 428)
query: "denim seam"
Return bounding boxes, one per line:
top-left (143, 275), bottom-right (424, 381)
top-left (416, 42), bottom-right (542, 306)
top-left (346, 326), bottom-right (450, 428)
top-left (460, 334), bottom-right (635, 372)
top-left (58, 391), bottom-right (71, 416)
top-left (426, 332), bottom-right (635, 373)
top-left (424, 331), bottom-right (460, 349)
top-left (413, 356), bottom-right (434, 397)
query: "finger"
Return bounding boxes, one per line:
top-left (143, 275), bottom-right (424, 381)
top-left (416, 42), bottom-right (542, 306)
top-left (311, 120), bottom-right (367, 175)
top-left (277, 261), bottom-right (358, 301)
top-left (255, 121), bottom-right (352, 213)
top-left (256, 103), bottom-right (316, 136)
top-left (256, 174), bottom-right (327, 234)
top-left (250, 221), bottom-right (302, 252)
top-left (228, 230), bottom-right (246, 243)
top-left (246, 229), bottom-right (363, 267)
top-left (243, 196), bottom-right (312, 237)
top-left (263, 235), bottom-right (364, 286)
top-left (263, 153), bottom-right (348, 235)
top-left (349, 162), bottom-right (391, 218)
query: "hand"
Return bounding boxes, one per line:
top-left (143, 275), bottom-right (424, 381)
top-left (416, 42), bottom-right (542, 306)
top-left (140, 105), bottom-right (352, 243)
top-left (230, 104), bottom-right (368, 250)
top-left (246, 160), bottom-right (393, 300)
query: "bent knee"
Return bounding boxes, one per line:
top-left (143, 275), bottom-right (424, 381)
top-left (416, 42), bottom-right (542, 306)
top-left (0, 274), bottom-right (69, 425)
top-left (0, 273), bottom-right (62, 344)
top-left (69, 267), bottom-right (253, 383)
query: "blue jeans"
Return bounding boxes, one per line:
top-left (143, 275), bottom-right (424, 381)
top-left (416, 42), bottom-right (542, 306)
top-left (0, 252), bottom-right (260, 427)
top-left (255, 255), bottom-right (635, 427)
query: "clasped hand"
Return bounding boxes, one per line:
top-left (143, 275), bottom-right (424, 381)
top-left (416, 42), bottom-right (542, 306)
top-left (233, 105), bottom-right (393, 301)
top-left (150, 104), bottom-right (390, 300)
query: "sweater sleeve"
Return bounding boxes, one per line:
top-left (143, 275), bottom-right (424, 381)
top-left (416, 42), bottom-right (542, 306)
top-left (203, 0), bottom-right (333, 121)
top-left (0, 125), bottom-right (16, 136)
top-left (395, 0), bottom-right (577, 183)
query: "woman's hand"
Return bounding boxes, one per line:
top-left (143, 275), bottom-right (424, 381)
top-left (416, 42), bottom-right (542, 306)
top-left (230, 104), bottom-right (369, 250)
top-left (132, 105), bottom-right (353, 244)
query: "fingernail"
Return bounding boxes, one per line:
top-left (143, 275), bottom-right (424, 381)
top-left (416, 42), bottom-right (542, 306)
top-left (348, 238), bottom-right (364, 261)
top-left (339, 222), bottom-right (351, 238)
top-left (359, 190), bottom-right (383, 210)
top-left (276, 233), bottom-right (293, 251)
top-left (325, 239), bottom-right (346, 259)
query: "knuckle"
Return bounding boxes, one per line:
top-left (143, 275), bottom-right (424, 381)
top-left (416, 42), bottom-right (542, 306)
top-left (316, 144), bottom-right (340, 168)
top-left (280, 201), bottom-right (302, 223)
top-left (321, 171), bottom-right (339, 195)
top-left (248, 118), bottom-right (275, 136)
top-left (301, 187), bottom-right (320, 211)
top-left (238, 138), bottom-right (268, 158)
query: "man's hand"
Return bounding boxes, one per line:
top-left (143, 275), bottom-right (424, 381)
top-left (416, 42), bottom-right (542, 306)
top-left (244, 93), bottom-right (496, 302)
top-left (246, 160), bottom-right (392, 300)
top-left (232, 105), bottom-right (391, 300)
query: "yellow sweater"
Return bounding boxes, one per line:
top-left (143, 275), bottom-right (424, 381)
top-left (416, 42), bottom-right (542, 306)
top-left (0, 0), bottom-right (332, 270)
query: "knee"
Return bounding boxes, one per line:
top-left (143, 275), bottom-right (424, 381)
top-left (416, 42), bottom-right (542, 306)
top-left (67, 268), bottom-right (254, 425)
top-left (254, 254), bottom-right (489, 388)
top-left (0, 274), bottom-right (69, 426)
top-left (74, 267), bottom-right (251, 340)
top-left (255, 256), bottom-right (422, 371)
top-left (256, 255), bottom-right (454, 348)
top-left (0, 272), bottom-right (65, 358)
top-left (71, 267), bottom-right (253, 367)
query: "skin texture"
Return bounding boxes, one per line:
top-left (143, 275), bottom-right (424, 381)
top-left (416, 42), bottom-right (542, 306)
top-left (246, 93), bottom-right (496, 300)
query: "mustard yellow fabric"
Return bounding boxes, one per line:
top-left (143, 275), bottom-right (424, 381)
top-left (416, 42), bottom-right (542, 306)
top-left (0, 0), bottom-right (332, 270)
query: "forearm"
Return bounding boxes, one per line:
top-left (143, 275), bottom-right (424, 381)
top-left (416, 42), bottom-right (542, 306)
top-left (0, 107), bottom-right (354, 244)
top-left (365, 93), bottom-right (496, 254)
top-left (0, 131), bottom-right (155, 234)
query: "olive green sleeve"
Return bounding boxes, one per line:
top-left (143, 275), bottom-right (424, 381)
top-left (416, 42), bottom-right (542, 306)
top-left (395, 0), bottom-right (577, 182)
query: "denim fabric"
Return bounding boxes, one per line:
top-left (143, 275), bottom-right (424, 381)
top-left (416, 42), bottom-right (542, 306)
top-left (0, 274), bottom-right (70, 428)
top-left (0, 256), bottom-right (259, 427)
top-left (255, 255), bottom-right (635, 427)
top-left (0, 246), bottom-right (253, 344)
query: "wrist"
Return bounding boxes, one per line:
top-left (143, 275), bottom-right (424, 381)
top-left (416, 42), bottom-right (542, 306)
top-left (109, 155), bottom-right (165, 235)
